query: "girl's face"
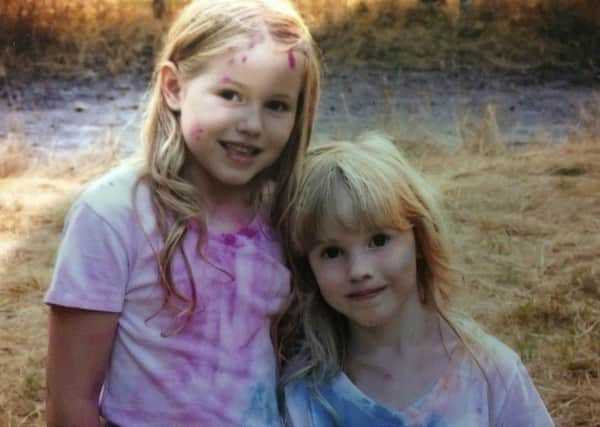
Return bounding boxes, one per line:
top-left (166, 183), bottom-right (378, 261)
top-left (162, 34), bottom-right (304, 197)
top-left (306, 192), bottom-right (419, 330)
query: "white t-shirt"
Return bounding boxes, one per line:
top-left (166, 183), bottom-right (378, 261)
top-left (45, 164), bottom-right (290, 426)
top-left (284, 334), bottom-right (554, 427)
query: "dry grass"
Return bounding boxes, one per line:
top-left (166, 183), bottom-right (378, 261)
top-left (1, 0), bottom-right (599, 75)
top-left (0, 135), bottom-right (121, 426)
top-left (1, 116), bottom-right (599, 426)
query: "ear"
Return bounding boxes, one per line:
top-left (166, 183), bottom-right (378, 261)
top-left (160, 61), bottom-right (183, 111)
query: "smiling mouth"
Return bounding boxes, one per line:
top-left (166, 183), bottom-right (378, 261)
top-left (347, 286), bottom-right (386, 300)
top-left (220, 141), bottom-right (261, 157)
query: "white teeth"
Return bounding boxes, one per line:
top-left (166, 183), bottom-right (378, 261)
top-left (223, 142), bottom-right (257, 155)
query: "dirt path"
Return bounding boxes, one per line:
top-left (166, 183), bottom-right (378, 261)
top-left (1, 66), bottom-right (598, 153)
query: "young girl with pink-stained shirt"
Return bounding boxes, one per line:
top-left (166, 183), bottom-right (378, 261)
top-left (277, 133), bottom-right (554, 427)
top-left (44, 1), bottom-right (321, 425)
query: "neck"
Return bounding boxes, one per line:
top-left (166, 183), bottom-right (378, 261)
top-left (182, 161), bottom-right (259, 232)
top-left (348, 294), bottom-right (443, 359)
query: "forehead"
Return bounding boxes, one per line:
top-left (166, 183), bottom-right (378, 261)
top-left (202, 34), bottom-right (305, 94)
top-left (298, 178), bottom-right (412, 252)
top-left (314, 189), bottom-right (376, 239)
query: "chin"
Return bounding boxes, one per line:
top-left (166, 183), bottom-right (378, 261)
top-left (351, 314), bottom-right (389, 329)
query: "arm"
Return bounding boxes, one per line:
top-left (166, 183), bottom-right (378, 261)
top-left (46, 305), bottom-right (119, 427)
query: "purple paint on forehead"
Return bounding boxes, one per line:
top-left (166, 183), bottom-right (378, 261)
top-left (242, 55), bottom-right (247, 63)
top-left (288, 50), bottom-right (296, 69)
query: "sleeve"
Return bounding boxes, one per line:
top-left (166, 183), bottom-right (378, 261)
top-left (495, 358), bottom-right (555, 427)
top-left (44, 201), bottom-right (130, 312)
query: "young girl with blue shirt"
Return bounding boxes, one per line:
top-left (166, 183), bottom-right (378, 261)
top-left (278, 133), bottom-right (554, 427)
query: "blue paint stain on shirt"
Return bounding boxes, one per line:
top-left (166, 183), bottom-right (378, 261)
top-left (288, 376), bottom-right (407, 427)
top-left (244, 382), bottom-right (278, 427)
top-left (425, 413), bottom-right (448, 427)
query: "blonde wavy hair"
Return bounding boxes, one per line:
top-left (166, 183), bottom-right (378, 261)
top-left (277, 132), bottom-right (465, 384)
top-left (136, 0), bottom-right (321, 334)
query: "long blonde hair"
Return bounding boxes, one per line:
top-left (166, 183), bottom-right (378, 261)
top-left (137, 0), bottom-right (321, 334)
top-left (277, 132), bottom-right (458, 383)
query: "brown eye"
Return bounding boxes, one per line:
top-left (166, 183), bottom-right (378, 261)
top-left (369, 233), bottom-right (390, 248)
top-left (321, 246), bottom-right (342, 259)
top-left (219, 89), bottom-right (241, 102)
top-left (266, 100), bottom-right (290, 112)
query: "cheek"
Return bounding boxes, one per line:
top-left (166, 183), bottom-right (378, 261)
top-left (188, 125), bottom-right (205, 142)
top-left (398, 244), bottom-right (416, 270)
top-left (266, 116), bottom-right (296, 145)
top-left (311, 263), bottom-right (343, 298)
top-left (181, 110), bottom-right (230, 142)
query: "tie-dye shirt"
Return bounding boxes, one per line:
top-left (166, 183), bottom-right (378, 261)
top-left (45, 164), bottom-right (290, 427)
top-left (284, 334), bottom-right (554, 427)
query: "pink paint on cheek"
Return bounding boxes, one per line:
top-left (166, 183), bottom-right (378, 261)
top-left (288, 50), bottom-right (296, 69)
top-left (221, 76), bottom-right (232, 84)
top-left (190, 126), bottom-right (204, 141)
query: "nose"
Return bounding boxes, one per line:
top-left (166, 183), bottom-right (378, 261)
top-left (348, 251), bottom-right (373, 283)
top-left (236, 104), bottom-right (262, 137)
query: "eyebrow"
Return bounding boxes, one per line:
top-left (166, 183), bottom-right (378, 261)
top-left (218, 76), bottom-right (296, 100)
top-left (311, 237), bottom-right (338, 247)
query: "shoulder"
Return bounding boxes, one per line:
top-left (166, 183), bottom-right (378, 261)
top-left (57, 161), bottom-right (154, 258)
top-left (63, 161), bottom-right (155, 236)
top-left (466, 331), bottom-right (554, 426)
top-left (471, 331), bottom-right (521, 377)
top-left (461, 328), bottom-right (525, 395)
top-left (77, 161), bottom-right (146, 219)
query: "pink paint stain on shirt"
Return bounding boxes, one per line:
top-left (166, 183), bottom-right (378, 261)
top-left (223, 234), bottom-right (237, 246)
top-left (239, 226), bottom-right (257, 239)
top-left (288, 50), bottom-right (296, 69)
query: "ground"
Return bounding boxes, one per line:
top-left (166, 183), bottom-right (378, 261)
top-left (1, 65), bottom-right (598, 153)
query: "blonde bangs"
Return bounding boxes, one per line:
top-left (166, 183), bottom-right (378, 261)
top-left (290, 141), bottom-right (413, 254)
